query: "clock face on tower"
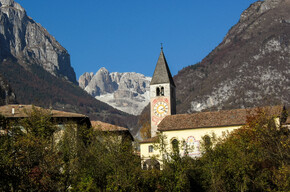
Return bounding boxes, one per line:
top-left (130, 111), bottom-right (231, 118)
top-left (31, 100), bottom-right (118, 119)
top-left (153, 101), bottom-right (169, 117)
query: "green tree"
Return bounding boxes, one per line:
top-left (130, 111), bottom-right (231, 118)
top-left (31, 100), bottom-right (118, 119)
top-left (198, 109), bottom-right (290, 192)
top-left (0, 106), bottom-right (64, 191)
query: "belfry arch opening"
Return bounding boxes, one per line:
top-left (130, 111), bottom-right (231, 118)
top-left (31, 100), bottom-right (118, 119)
top-left (156, 87), bottom-right (164, 96)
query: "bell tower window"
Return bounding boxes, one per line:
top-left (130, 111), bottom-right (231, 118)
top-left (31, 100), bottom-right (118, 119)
top-left (161, 87), bottom-right (164, 96)
top-left (156, 87), bottom-right (160, 96)
top-left (156, 87), bottom-right (164, 96)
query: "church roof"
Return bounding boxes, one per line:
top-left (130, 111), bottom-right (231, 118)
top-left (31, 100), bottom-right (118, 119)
top-left (158, 105), bottom-right (284, 131)
top-left (150, 49), bottom-right (175, 87)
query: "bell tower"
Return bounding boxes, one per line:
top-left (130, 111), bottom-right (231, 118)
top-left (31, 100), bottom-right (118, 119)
top-left (150, 47), bottom-right (176, 137)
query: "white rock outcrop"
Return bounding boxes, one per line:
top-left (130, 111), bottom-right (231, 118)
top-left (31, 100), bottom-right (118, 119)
top-left (79, 68), bottom-right (151, 115)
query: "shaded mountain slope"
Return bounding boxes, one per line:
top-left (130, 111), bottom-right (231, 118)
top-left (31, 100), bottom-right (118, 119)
top-left (174, 0), bottom-right (290, 113)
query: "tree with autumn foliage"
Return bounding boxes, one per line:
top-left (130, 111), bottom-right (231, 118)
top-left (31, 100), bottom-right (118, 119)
top-left (198, 108), bottom-right (290, 192)
top-left (138, 105), bottom-right (151, 140)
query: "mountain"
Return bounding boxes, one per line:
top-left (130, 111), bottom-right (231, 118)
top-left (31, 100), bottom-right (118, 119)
top-left (79, 68), bottom-right (151, 115)
top-left (174, 0), bottom-right (290, 113)
top-left (0, 0), bottom-right (76, 83)
top-left (0, 0), bottom-right (137, 129)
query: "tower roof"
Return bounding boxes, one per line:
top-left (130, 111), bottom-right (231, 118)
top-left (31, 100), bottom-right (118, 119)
top-left (150, 49), bottom-right (175, 87)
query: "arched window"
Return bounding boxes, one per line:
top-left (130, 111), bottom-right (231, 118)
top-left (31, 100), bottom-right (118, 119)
top-left (142, 163), bottom-right (147, 170)
top-left (161, 87), bottom-right (164, 96)
top-left (156, 87), bottom-right (160, 96)
top-left (171, 139), bottom-right (179, 153)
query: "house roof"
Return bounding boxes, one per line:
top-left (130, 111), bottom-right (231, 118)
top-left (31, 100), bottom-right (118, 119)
top-left (140, 136), bottom-right (159, 144)
top-left (0, 104), bottom-right (86, 118)
top-left (150, 49), bottom-right (175, 87)
top-left (91, 120), bottom-right (129, 132)
top-left (158, 106), bottom-right (284, 131)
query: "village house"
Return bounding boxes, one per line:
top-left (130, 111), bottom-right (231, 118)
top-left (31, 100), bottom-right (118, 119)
top-left (0, 104), bottom-right (91, 139)
top-left (91, 120), bottom-right (134, 143)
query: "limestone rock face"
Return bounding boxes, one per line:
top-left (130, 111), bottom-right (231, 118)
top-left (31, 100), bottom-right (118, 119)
top-left (0, 0), bottom-right (77, 83)
top-left (79, 72), bottom-right (94, 89)
top-left (79, 68), bottom-right (151, 115)
top-left (84, 68), bottom-right (117, 97)
top-left (174, 0), bottom-right (290, 113)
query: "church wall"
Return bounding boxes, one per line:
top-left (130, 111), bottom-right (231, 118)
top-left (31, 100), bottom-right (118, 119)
top-left (162, 125), bottom-right (241, 157)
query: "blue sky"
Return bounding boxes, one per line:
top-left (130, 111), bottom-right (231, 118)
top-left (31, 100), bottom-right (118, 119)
top-left (20, 0), bottom-right (257, 79)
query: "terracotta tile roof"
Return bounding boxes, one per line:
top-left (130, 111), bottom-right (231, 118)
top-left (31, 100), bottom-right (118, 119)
top-left (0, 105), bottom-right (86, 118)
top-left (91, 121), bottom-right (129, 132)
top-left (140, 136), bottom-right (158, 144)
top-left (158, 106), bottom-right (284, 131)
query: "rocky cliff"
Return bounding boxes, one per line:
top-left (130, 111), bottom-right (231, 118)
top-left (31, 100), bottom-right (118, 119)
top-left (0, 0), bottom-right (137, 129)
top-left (79, 68), bottom-right (151, 115)
top-left (0, 0), bottom-right (76, 83)
top-left (174, 0), bottom-right (290, 113)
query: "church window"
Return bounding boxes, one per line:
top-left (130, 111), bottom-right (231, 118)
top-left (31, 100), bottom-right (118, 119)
top-left (161, 87), bottom-right (164, 96)
top-left (171, 139), bottom-right (179, 153)
top-left (149, 145), bottom-right (154, 153)
top-left (156, 87), bottom-right (160, 96)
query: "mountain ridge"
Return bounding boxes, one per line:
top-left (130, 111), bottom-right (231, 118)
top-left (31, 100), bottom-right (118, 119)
top-left (79, 67), bottom-right (151, 115)
top-left (174, 0), bottom-right (290, 114)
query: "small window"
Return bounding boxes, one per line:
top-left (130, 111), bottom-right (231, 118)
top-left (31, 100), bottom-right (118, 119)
top-left (149, 145), bottom-right (154, 153)
top-left (161, 87), bottom-right (164, 96)
top-left (156, 87), bottom-right (160, 96)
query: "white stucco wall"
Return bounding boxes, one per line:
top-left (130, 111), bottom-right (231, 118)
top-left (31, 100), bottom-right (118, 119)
top-left (140, 125), bottom-right (241, 162)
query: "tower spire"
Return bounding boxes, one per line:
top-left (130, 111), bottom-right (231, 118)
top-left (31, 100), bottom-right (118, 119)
top-left (150, 47), bottom-right (175, 87)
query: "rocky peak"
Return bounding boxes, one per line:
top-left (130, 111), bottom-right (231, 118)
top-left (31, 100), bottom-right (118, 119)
top-left (79, 72), bottom-right (94, 89)
top-left (0, 0), bottom-right (77, 83)
top-left (84, 67), bottom-right (116, 97)
top-left (240, 0), bottom-right (283, 22)
top-left (79, 68), bottom-right (151, 115)
top-left (260, 0), bottom-right (283, 13)
top-left (0, 0), bottom-right (16, 7)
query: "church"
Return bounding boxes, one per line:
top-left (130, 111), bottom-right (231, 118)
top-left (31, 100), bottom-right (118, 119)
top-left (139, 48), bottom-right (288, 170)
